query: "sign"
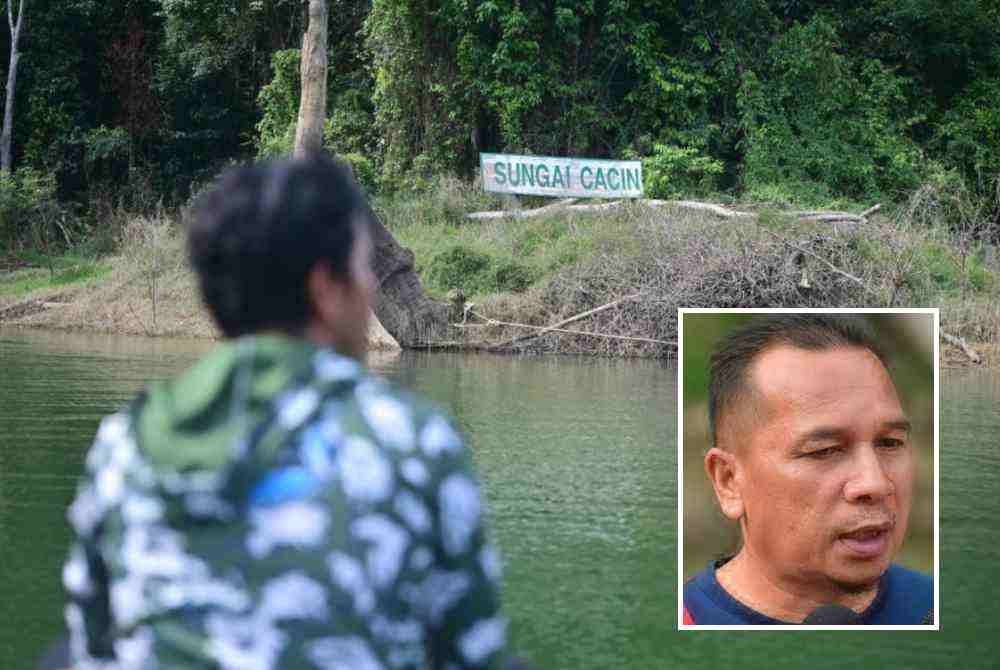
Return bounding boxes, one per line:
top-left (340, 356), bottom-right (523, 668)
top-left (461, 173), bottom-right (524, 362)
top-left (480, 153), bottom-right (643, 199)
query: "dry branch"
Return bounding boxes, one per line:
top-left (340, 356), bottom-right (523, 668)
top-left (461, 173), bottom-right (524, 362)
top-left (860, 204), bottom-right (882, 218)
top-left (941, 331), bottom-right (982, 364)
top-left (486, 293), bottom-right (645, 350)
top-left (453, 318), bottom-right (674, 346)
top-left (754, 225), bottom-right (873, 291)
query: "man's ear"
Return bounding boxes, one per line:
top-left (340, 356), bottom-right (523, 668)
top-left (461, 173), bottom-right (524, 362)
top-left (306, 261), bottom-right (348, 326)
top-left (705, 447), bottom-right (744, 521)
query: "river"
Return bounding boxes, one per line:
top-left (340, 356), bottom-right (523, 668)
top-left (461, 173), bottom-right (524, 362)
top-left (0, 330), bottom-right (997, 668)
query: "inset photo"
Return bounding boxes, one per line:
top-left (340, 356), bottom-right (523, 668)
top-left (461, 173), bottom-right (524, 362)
top-left (677, 309), bottom-right (938, 629)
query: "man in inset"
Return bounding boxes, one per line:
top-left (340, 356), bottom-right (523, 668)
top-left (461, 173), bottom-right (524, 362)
top-left (61, 155), bottom-right (510, 667)
top-left (683, 315), bottom-right (933, 625)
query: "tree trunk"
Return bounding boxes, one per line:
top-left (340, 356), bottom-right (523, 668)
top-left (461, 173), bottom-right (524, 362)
top-left (294, 0), bottom-right (327, 157)
top-left (368, 211), bottom-right (453, 347)
top-left (1, 0), bottom-right (25, 175)
top-left (293, 0), bottom-right (448, 347)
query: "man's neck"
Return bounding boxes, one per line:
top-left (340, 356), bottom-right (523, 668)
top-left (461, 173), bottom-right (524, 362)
top-left (715, 550), bottom-right (880, 623)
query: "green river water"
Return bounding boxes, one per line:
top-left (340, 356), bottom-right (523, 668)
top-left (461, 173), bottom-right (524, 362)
top-left (1, 330), bottom-right (997, 668)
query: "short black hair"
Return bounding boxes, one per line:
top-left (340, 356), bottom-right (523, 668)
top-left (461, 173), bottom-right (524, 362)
top-left (707, 315), bottom-right (889, 448)
top-left (188, 154), bottom-right (370, 337)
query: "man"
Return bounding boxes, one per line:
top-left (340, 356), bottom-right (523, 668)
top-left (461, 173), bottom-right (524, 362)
top-left (62, 155), bottom-right (509, 667)
top-left (683, 315), bottom-right (933, 625)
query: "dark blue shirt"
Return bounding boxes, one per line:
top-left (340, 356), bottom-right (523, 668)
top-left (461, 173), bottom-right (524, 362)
top-left (683, 560), bottom-right (933, 625)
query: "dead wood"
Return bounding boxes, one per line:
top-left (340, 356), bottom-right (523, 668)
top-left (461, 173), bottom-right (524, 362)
top-left (453, 315), bottom-right (673, 347)
top-left (467, 198), bottom-right (579, 220)
top-left (941, 331), bottom-right (983, 364)
top-left (487, 292), bottom-right (645, 350)
top-left (466, 198), bottom-right (882, 223)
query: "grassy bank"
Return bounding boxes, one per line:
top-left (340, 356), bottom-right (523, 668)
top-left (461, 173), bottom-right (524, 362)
top-left (0, 212), bottom-right (215, 338)
top-left (2, 180), bottom-right (998, 361)
top-left (376, 180), bottom-right (999, 359)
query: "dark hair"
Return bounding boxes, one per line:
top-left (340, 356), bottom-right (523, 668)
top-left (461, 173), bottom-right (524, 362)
top-left (707, 315), bottom-right (889, 448)
top-left (188, 154), bottom-right (370, 337)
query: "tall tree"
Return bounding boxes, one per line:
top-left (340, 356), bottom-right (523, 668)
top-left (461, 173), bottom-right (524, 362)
top-left (289, 0), bottom-right (448, 347)
top-left (294, 0), bottom-right (326, 156)
top-left (1, 0), bottom-right (26, 174)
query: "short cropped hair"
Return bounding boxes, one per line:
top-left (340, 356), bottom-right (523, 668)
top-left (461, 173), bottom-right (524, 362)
top-left (708, 315), bottom-right (889, 448)
top-left (188, 154), bottom-right (370, 337)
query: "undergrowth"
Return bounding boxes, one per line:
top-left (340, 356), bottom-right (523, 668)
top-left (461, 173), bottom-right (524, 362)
top-left (0, 252), bottom-right (110, 298)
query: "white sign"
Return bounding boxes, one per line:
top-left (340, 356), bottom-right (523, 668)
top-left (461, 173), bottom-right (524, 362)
top-left (480, 153), bottom-right (643, 199)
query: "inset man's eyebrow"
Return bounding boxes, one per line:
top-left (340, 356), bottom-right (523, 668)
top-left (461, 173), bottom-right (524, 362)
top-left (794, 427), bottom-right (846, 446)
top-left (881, 419), bottom-right (912, 434)
top-left (793, 418), bottom-right (911, 447)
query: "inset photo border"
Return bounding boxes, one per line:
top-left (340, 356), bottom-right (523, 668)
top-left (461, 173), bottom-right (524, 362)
top-left (677, 308), bottom-right (939, 630)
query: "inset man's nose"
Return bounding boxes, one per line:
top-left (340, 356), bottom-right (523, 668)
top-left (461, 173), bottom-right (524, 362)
top-left (843, 444), bottom-right (894, 503)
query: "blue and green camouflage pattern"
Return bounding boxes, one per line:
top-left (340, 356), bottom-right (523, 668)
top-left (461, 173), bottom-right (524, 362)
top-left (63, 335), bottom-right (507, 669)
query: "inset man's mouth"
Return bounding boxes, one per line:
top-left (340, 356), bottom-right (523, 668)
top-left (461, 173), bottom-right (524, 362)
top-left (838, 523), bottom-right (892, 559)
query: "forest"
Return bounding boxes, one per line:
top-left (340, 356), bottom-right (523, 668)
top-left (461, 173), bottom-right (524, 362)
top-left (0, 2), bottom-right (997, 233)
top-left (0, 1), bottom-right (998, 355)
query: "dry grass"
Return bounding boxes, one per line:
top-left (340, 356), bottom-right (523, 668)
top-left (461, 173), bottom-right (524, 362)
top-left (15, 213), bottom-right (217, 338)
top-left (441, 187), bottom-right (999, 358)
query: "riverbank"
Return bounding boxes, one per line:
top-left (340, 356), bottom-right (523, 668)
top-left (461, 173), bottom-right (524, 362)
top-left (2, 184), bottom-right (997, 362)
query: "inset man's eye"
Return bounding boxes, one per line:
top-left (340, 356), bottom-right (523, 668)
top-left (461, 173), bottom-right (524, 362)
top-left (805, 447), bottom-right (839, 459)
top-left (877, 438), bottom-right (906, 449)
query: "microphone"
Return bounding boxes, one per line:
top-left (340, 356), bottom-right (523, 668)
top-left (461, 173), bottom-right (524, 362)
top-left (802, 603), bottom-right (863, 624)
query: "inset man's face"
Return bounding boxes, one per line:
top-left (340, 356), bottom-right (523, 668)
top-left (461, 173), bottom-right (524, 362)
top-left (735, 345), bottom-right (915, 594)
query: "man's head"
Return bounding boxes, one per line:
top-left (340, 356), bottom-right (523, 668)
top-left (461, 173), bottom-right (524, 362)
top-left (189, 155), bottom-right (376, 357)
top-left (704, 315), bottom-right (915, 599)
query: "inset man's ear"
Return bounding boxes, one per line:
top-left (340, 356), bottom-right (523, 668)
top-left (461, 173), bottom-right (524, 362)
top-left (704, 447), bottom-right (744, 521)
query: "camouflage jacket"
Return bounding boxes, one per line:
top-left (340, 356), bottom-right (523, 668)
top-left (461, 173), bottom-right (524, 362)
top-left (63, 336), bottom-right (507, 669)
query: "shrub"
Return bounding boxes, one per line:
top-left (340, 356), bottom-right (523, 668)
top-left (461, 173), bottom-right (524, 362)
top-left (642, 144), bottom-right (724, 199)
top-left (738, 16), bottom-right (924, 203)
top-left (427, 245), bottom-right (491, 293)
top-left (256, 49), bottom-right (301, 159)
top-left (937, 74), bottom-right (1000, 186)
top-left (490, 259), bottom-right (537, 293)
top-left (338, 152), bottom-right (377, 195)
top-left (0, 168), bottom-right (61, 250)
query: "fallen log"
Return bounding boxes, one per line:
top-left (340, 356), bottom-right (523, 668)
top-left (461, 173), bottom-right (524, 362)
top-left (666, 200), bottom-right (755, 218)
top-left (941, 331), bottom-right (982, 365)
top-left (466, 198), bottom-right (879, 223)
top-left (860, 203), bottom-right (882, 218)
top-left (467, 198), bottom-right (579, 220)
top-left (795, 213), bottom-right (865, 224)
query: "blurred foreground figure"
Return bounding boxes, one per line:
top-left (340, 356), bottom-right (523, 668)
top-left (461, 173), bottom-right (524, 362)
top-left (62, 155), bottom-right (508, 668)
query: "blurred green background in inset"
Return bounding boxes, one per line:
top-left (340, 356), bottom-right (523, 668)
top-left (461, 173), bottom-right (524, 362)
top-left (681, 311), bottom-right (935, 580)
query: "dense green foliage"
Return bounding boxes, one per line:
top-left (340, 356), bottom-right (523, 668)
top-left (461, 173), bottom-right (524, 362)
top-left (0, 0), bottom-right (997, 250)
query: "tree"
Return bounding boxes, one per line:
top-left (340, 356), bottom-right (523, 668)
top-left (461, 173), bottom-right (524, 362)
top-left (287, 0), bottom-right (449, 347)
top-left (294, 0), bottom-right (326, 157)
top-left (1, 0), bottom-right (26, 175)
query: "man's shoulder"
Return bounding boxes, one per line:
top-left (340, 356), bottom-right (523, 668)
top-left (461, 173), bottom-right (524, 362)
top-left (682, 564), bottom-right (714, 624)
top-left (872, 563), bottom-right (933, 624)
top-left (682, 561), bottom-right (763, 625)
top-left (884, 563), bottom-right (933, 589)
